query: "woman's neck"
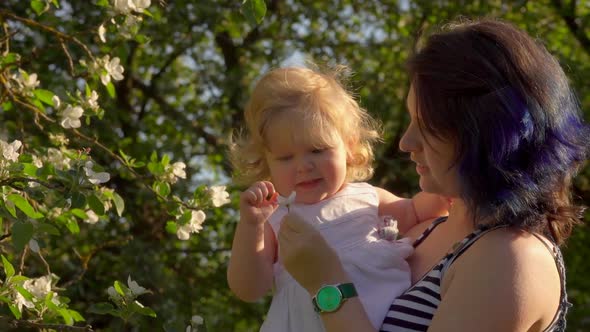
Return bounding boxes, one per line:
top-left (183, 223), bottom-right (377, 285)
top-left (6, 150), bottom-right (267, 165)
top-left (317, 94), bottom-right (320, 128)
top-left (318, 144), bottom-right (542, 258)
top-left (446, 199), bottom-right (475, 230)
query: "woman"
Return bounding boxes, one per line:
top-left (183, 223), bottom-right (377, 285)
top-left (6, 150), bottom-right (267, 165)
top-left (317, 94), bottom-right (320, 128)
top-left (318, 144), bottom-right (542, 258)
top-left (277, 18), bottom-right (589, 332)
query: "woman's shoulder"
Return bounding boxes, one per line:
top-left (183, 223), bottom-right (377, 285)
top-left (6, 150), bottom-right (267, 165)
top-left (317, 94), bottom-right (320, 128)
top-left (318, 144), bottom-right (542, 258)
top-left (441, 227), bottom-right (562, 330)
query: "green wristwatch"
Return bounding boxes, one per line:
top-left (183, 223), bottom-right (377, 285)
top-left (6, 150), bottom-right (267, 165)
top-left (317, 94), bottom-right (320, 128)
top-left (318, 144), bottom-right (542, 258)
top-left (312, 283), bottom-right (358, 313)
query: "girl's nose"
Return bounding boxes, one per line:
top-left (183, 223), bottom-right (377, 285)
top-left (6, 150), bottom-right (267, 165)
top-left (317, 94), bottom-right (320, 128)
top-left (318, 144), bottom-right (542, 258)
top-left (296, 156), bottom-right (314, 172)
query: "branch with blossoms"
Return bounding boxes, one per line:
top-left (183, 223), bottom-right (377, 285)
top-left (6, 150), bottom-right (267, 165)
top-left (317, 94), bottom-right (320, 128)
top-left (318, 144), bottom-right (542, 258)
top-left (0, 0), bottom-right (236, 330)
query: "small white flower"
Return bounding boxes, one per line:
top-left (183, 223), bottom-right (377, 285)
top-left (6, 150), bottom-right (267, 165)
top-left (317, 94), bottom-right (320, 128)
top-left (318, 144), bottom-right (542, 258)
top-left (87, 90), bottom-right (100, 111)
top-left (171, 162), bottom-right (186, 179)
top-left (208, 185), bottom-right (231, 207)
top-left (52, 95), bottom-right (61, 108)
top-left (60, 105), bottom-right (84, 129)
top-left (29, 239), bottom-right (40, 253)
top-left (46, 148), bottom-right (71, 170)
top-left (32, 155), bottom-right (43, 168)
top-left (277, 191), bottom-right (296, 209)
top-left (0, 139), bottom-right (22, 162)
top-left (113, 0), bottom-right (134, 13)
top-left (85, 210), bottom-right (99, 224)
top-left (23, 275), bottom-right (52, 300)
top-left (100, 55), bottom-right (124, 85)
top-left (176, 210), bottom-right (206, 240)
top-left (127, 276), bottom-right (148, 295)
top-left (83, 161), bottom-right (111, 184)
top-left (133, 0), bottom-right (151, 11)
top-left (98, 24), bottom-right (107, 43)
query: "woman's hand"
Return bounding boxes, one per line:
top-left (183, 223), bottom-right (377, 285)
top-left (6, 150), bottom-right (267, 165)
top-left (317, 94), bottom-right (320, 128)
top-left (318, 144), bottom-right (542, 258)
top-left (278, 211), bottom-right (346, 294)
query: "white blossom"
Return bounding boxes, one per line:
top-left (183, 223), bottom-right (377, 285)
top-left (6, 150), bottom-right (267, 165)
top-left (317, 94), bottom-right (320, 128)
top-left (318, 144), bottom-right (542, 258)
top-left (85, 210), bottom-right (99, 224)
top-left (83, 161), bottom-right (110, 184)
top-left (127, 276), bottom-right (148, 295)
top-left (176, 210), bottom-right (205, 240)
top-left (114, 0), bottom-right (151, 13)
top-left (171, 162), bottom-right (186, 179)
top-left (86, 90), bottom-right (100, 111)
top-left (49, 133), bottom-right (69, 146)
top-left (46, 148), bottom-right (71, 170)
top-left (192, 315), bottom-right (204, 325)
top-left (0, 139), bottom-right (22, 162)
top-left (15, 275), bottom-right (57, 310)
top-left (60, 105), bottom-right (84, 129)
top-left (208, 185), bottom-right (231, 207)
top-left (98, 24), bottom-right (107, 43)
top-left (9, 70), bottom-right (40, 96)
top-left (52, 95), bottom-right (61, 108)
top-left (100, 55), bottom-right (124, 85)
top-left (277, 191), bottom-right (296, 209)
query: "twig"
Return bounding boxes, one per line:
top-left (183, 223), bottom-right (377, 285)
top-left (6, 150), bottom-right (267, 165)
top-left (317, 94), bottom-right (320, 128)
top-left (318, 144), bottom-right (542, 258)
top-left (0, 9), bottom-right (95, 61)
top-left (0, 316), bottom-right (94, 331)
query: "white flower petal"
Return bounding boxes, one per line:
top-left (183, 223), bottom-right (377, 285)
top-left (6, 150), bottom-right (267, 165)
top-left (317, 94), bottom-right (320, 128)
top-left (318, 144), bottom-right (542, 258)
top-left (98, 24), bottom-right (107, 43)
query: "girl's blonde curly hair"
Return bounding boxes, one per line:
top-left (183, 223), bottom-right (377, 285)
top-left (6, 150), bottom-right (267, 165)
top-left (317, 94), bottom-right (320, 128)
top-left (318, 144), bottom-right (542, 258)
top-left (229, 66), bottom-right (381, 186)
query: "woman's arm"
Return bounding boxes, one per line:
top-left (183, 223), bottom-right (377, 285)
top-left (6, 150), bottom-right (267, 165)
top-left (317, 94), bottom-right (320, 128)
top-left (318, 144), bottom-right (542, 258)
top-left (430, 228), bottom-right (561, 331)
top-left (278, 212), bottom-right (377, 332)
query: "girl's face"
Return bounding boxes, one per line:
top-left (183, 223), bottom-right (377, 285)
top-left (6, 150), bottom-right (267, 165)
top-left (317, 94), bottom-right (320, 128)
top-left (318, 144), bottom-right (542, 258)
top-left (399, 86), bottom-right (462, 197)
top-left (264, 112), bottom-right (348, 205)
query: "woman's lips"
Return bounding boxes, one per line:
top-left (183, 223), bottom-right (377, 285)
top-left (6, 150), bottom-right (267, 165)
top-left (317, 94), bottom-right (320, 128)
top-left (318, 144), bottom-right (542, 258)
top-left (416, 164), bottom-right (429, 175)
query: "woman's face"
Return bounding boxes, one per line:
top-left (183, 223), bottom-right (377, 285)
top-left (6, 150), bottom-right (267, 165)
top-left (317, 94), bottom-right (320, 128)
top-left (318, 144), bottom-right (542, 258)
top-left (399, 86), bottom-right (462, 197)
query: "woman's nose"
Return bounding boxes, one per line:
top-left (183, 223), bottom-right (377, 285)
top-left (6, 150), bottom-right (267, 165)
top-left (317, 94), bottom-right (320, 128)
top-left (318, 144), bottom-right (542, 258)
top-left (399, 125), bottom-right (420, 153)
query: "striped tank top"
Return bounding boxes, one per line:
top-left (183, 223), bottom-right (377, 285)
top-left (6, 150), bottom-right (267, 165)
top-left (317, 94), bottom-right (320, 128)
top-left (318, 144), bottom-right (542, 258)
top-left (380, 217), bottom-right (570, 332)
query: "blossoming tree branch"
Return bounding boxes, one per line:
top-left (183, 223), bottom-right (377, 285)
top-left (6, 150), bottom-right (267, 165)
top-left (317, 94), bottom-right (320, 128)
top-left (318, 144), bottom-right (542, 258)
top-left (0, 0), bottom-right (263, 330)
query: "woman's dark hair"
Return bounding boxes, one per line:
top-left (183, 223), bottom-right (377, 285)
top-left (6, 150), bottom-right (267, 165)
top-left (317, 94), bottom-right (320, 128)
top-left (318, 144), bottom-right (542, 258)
top-left (407, 18), bottom-right (590, 244)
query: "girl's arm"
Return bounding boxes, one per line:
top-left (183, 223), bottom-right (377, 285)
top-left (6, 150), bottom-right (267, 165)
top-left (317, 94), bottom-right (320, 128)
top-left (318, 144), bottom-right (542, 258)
top-left (376, 187), bottom-right (449, 234)
top-left (227, 181), bottom-right (278, 302)
top-left (430, 228), bottom-right (561, 331)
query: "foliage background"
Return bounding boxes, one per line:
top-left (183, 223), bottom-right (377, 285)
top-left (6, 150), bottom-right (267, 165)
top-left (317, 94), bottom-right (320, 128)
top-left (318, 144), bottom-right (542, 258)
top-left (0, 0), bottom-right (589, 331)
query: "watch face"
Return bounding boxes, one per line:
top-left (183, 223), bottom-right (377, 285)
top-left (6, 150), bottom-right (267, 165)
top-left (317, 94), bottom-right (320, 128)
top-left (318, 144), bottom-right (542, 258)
top-left (316, 286), bottom-right (342, 312)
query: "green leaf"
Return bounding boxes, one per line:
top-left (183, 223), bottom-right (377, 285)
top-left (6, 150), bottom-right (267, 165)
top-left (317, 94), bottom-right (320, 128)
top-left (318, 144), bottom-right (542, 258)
top-left (154, 181), bottom-right (171, 198)
top-left (106, 81), bottom-right (116, 98)
top-left (8, 304), bottom-right (21, 319)
top-left (4, 200), bottom-right (17, 218)
top-left (113, 193), bottom-right (125, 216)
top-left (68, 309), bottom-right (85, 322)
top-left (161, 154), bottom-right (170, 166)
top-left (45, 292), bottom-right (60, 311)
top-left (1, 255), bottom-right (15, 278)
top-left (37, 223), bottom-right (61, 236)
top-left (65, 219), bottom-right (80, 234)
top-left (1, 101), bottom-right (14, 111)
top-left (95, 0), bottom-right (109, 6)
top-left (130, 300), bottom-right (157, 317)
top-left (30, 0), bottom-right (46, 16)
top-left (165, 221), bottom-right (177, 234)
top-left (88, 302), bottom-right (116, 315)
top-left (242, 0), bottom-right (267, 26)
top-left (69, 192), bottom-right (86, 209)
top-left (58, 308), bottom-right (74, 325)
top-left (33, 89), bottom-right (55, 105)
top-left (87, 195), bottom-right (105, 215)
top-left (7, 194), bottom-right (44, 219)
top-left (113, 280), bottom-right (126, 296)
top-left (11, 222), bottom-right (34, 252)
top-left (70, 208), bottom-right (88, 219)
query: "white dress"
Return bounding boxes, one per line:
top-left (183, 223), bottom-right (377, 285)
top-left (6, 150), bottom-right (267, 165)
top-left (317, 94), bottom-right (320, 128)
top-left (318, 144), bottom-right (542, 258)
top-left (259, 182), bottom-right (414, 332)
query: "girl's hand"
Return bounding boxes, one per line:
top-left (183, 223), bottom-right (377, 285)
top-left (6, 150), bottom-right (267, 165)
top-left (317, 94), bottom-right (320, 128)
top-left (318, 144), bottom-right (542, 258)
top-left (278, 211), bottom-right (345, 294)
top-left (239, 181), bottom-right (279, 225)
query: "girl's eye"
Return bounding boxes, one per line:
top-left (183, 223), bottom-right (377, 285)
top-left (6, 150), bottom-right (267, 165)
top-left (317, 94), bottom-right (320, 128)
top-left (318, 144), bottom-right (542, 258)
top-left (277, 155), bottom-right (292, 161)
top-left (312, 148), bottom-right (326, 154)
